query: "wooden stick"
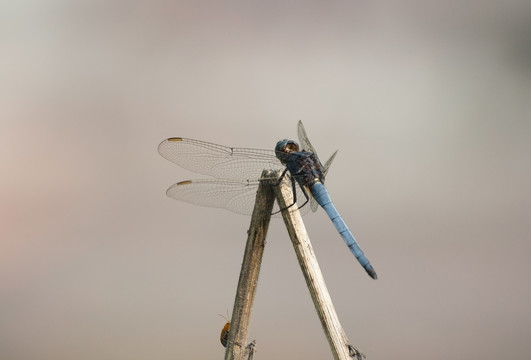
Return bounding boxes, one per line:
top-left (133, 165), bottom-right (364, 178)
top-left (224, 171), bottom-right (276, 360)
top-left (274, 179), bottom-right (364, 360)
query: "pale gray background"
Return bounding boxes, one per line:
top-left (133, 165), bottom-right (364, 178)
top-left (1, 1), bottom-right (530, 359)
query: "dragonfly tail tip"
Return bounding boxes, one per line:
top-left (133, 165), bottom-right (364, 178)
top-left (367, 268), bottom-right (378, 280)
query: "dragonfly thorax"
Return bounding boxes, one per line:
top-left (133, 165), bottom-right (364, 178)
top-left (275, 139), bottom-right (300, 164)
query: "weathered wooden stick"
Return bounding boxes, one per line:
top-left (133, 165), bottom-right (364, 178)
top-left (224, 171), bottom-right (276, 360)
top-left (274, 179), bottom-right (363, 360)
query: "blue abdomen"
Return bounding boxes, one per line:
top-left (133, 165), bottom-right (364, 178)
top-left (310, 182), bottom-right (377, 279)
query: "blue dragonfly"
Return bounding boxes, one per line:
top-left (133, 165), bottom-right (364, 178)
top-left (158, 121), bottom-right (377, 279)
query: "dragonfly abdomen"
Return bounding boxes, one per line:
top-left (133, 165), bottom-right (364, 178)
top-left (310, 182), bottom-right (378, 280)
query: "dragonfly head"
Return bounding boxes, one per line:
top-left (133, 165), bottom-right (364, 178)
top-left (275, 139), bottom-right (300, 164)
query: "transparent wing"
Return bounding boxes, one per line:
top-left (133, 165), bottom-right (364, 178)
top-left (297, 120), bottom-right (321, 161)
top-left (323, 150), bottom-right (338, 177)
top-left (166, 178), bottom-right (312, 217)
top-left (158, 137), bottom-right (284, 181)
top-left (297, 120), bottom-right (338, 174)
top-left (297, 120), bottom-right (339, 212)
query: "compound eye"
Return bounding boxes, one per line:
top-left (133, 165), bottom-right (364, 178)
top-left (284, 142), bottom-right (299, 152)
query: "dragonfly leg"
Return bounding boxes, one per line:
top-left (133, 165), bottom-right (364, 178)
top-left (272, 176), bottom-right (310, 214)
top-left (273, 168), bottom-right (290, 185)
top-left (296, 184), bottom-right (310, 210)
top-left (272, 175), bottom-right (297, 214)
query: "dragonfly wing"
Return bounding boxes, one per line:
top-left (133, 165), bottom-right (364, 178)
top-left (167, 179), bottom-right (261, 215)
top-left (310, 197), bottom-right (319, 212)
top-left (297, 120), bottom-right (320, 158)
top-left (158, 138), bottom-right (283, 180)
top-left (298, 121), bottom-right (339, 212)
top-left (166, 179), bottom-right (311, 217)
top-left (322, 150), bottom-right (338, 177)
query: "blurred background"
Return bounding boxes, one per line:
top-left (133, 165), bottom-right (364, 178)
top-left (1, 1), bottom-right (530, 359)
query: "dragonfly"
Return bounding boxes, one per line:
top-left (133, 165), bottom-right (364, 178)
top-left (158, 121), bottom-right (377, 279)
